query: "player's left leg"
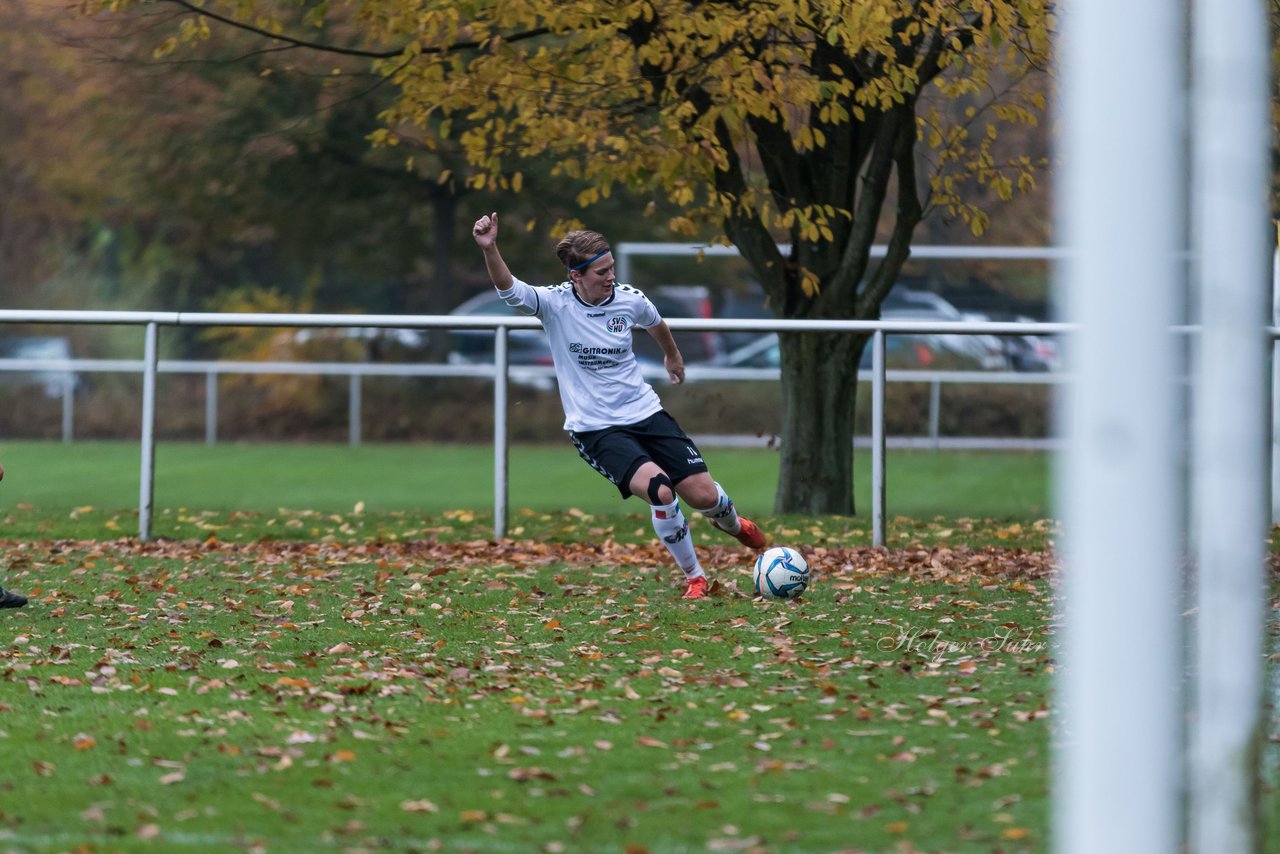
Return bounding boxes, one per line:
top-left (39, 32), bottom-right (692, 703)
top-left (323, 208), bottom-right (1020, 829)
top-left (675, 473), bottom-right (766, 550)
top-left (636, 411), bottom-right (766, 552)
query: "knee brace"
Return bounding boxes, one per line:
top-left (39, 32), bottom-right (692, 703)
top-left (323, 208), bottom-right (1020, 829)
top-left (646, 472), bottom-right (675, 505)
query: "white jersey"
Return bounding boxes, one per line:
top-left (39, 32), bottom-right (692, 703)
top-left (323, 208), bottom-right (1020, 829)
top-left (497, 277), bottom-right (665, 432)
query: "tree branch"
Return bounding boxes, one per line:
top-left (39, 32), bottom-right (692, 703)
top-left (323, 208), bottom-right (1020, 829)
top-left (857, 104), bottom-right (924, 316)
top-left (161, 0), bottom-right (550, 60)
top-left (711, 116), bottom-right (792, 311)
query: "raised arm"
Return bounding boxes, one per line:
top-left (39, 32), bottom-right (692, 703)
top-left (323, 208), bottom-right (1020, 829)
top-left (472, 211), bottom-right (514, 291)
top-left (644, 321), bottom-right (686, 385)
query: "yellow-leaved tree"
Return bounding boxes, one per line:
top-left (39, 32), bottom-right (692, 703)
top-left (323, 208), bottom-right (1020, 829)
top-left (94, 0), bottom-right (1053, 514)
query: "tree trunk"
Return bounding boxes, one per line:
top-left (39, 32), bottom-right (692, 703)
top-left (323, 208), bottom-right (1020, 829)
top-left (774, 329), bottom-right (869, 515)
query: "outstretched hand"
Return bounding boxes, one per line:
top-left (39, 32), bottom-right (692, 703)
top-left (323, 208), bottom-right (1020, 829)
top-left (472, 212), bottom-right (499, 249)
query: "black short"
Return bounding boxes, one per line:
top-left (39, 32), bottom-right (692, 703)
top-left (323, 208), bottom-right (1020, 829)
top-left (570, 410), bottom-right (709, 499)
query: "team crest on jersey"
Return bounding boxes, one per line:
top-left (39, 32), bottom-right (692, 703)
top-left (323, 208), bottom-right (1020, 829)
top-left (606, 316), bottom-right (629, 334)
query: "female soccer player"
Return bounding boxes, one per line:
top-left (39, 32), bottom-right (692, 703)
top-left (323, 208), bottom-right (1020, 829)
top-left (472, 212), bottom-right (766, 599)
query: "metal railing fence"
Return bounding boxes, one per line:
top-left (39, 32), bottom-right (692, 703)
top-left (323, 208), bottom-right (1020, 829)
top-left (0, 308), bottom-right (1082, 545)
top-left (0, 356), bottom-right (1062, 448)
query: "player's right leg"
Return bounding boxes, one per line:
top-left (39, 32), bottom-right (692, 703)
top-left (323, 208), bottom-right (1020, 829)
top-left (628, 461), bottom-right (707, 598)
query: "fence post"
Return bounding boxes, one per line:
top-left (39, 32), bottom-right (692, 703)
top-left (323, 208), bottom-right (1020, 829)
top-left (1271, 245), bottom-right (1279, 523)
top-left (61, 371), bottom-right (74, 443)
top-left (139, 322), bottom-right (158, 542)
top-left (494, 327), bottom-right (509, 539)
top-left (1057, 0), bottom-right (1184, 848)
top-left (928, 380), bottom-right (941, 451)
top-left (1190, 0), bottom-right (1270, 846)
top-left (205, 370), bottom-right (217, 446)
top-left (349, 374), bottom-right (362, 448)
top-left (871, 330), bottom-right (886, 547)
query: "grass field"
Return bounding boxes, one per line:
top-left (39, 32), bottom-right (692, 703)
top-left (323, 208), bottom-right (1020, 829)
top-left (0, 521), bottom-right (1058, 853)
top-left (0, 440), bottom-right (1050, 533)
top-left (0, 441), bottom-right (1273, 853)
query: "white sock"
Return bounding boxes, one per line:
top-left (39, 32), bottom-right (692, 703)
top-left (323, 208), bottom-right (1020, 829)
top-left (697, 482), bottom-right (742, 534)
top-left (651, 500), bottom-right (703, 580)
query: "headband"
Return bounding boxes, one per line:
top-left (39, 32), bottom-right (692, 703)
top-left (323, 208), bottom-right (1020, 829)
top-left (567, 249), bottom-right (611, 271)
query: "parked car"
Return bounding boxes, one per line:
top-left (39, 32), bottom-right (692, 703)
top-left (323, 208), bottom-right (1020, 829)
top-left (719, 330), bottom-right (991, 372)
top-left (0, 336), bottom-right (78, 397)
top-left (879, 289), bottom-right (1008, 370)
top-left (447, 285), bottom-right (724, 376)
top-left (964, 311), bottom-right (1060, 372)
top-left (716, 287), bottom-right (1008, 372)
top-left (292, 326), bottom-right (429, 361)
top-left (718, 333), bottom-right (781, 369)
top-left (637, 285), bottom-right (723, 367)
top-left (711, 282), bottom-right (775, 353)
top-left (446, 291), bottom-right (557, 368)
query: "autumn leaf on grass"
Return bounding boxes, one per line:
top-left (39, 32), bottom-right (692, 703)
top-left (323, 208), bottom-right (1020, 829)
top-left (253, 793), bottom-right (282, 811)
top-left (508, 766), bottom-right (558, 782)
top-left (707, 838), bottom-right (764, 852)
top-left (400, 799), bottom-right (439, 813)
top-left (276, 676), bottom-right (312, 688)
top-left (72, 733), bottom-right (96, 751)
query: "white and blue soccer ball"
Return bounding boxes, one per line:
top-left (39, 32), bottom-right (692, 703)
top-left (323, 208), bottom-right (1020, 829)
top-left (753, 546), bottom-right (810, 600)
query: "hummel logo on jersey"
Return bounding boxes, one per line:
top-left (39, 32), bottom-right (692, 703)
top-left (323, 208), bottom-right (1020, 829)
top-left (586, 311), bottom-right (605, 317)
top-left (607, 316), bottom-right (629, 334)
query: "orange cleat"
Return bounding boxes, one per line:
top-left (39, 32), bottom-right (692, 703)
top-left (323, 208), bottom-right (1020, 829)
top-left (717, 516), bottom-right (766, 549)
top-left (682, 576), bottom-right (709, 599)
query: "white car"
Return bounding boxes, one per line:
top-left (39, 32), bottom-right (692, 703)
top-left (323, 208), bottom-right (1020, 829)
top-left (0, 336), bottom-right (79, 397)
top-left (717, 288), bottom-right (1010, 371)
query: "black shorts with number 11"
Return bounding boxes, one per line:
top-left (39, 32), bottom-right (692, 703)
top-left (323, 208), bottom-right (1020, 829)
top-left (569, 410), bottom-right (709, 499)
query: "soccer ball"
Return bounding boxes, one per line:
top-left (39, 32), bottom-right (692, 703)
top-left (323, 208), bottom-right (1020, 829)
top-left (753, 546), bottom-right (810, 600)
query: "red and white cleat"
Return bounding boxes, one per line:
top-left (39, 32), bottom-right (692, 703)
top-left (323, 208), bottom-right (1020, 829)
top-left (682, 576), bottom-right (709, 600)
top-left (717, 516), bottom-right (766, 549)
